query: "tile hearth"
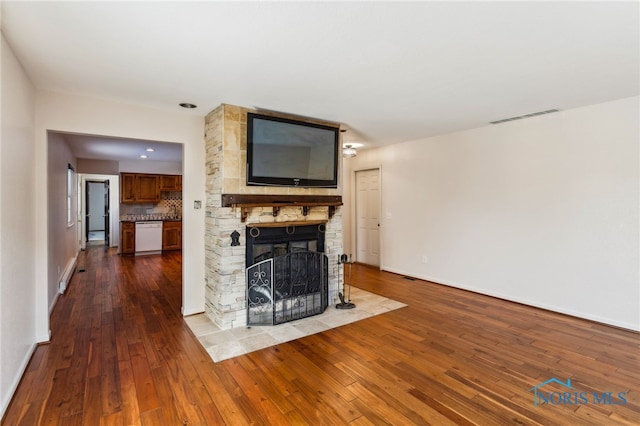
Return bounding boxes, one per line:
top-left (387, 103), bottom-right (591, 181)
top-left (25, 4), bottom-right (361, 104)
top-left (185, 287), bottom-right (407, 363)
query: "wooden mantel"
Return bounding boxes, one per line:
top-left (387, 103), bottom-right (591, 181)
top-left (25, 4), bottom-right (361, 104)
top-left (221, 194), bottom-right (343, 222)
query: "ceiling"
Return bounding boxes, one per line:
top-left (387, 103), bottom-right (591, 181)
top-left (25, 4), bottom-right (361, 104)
top-left (2, 1), bottom-right (638, 157)
top-left (62, 133), bottom-right (183, 162)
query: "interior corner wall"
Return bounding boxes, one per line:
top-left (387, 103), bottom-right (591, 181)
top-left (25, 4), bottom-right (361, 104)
top-left (345, 97), bottom-right (639, 331)
top-left (0, 34), bottom-right (37, 417)
top-left (34, 91), bottom-right (206, 341)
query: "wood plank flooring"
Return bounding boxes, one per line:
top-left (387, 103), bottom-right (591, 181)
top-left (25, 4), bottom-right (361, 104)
top-left (2, 247), bottom-right (639, 425)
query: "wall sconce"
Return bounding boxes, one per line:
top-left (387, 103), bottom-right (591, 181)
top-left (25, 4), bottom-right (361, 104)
top-left (342, 142), bottom-right (363, 158)
top-left (343, 144), bottom-right (357, 158)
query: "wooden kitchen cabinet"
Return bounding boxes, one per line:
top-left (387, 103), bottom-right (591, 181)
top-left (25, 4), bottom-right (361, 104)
top-left (162, 221), bottom-right (182, 251)
top-left (120, 222), bottom-right (135, 255)
top-left (137, 174), bottom-right (160, 202)
top-left (120, 173), bottom-right (160, 203)
top-left (120, 173), bottom-right (137, 202)
top-left (159, 174), bottom-right (182, 191)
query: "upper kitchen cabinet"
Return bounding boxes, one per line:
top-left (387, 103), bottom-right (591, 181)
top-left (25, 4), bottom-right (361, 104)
top-left (120, 173), bottom-right (137, 202)
top-left (137, 174), bottom-right (160, 201)
top-left (159, 174), bottom-right (182, 192)
top-left (120, 173), bottom-right (160, 203)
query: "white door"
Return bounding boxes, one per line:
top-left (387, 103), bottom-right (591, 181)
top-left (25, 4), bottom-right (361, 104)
top-left (355, 168), bottom-right (380, 267)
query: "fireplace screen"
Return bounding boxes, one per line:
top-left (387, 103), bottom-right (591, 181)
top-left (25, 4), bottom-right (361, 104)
top-left (247, 251), bottom-right (328, 325)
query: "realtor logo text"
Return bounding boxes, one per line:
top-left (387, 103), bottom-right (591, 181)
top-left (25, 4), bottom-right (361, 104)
top-left (530, 378), bottom-right (627, 407)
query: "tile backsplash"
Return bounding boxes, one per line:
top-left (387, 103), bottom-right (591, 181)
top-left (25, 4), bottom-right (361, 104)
top-left (120, 191), bottom-right (182, 220)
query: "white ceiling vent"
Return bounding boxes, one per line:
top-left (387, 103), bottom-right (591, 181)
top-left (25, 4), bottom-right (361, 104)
top-left (490, 109), bottom-right (559, 125)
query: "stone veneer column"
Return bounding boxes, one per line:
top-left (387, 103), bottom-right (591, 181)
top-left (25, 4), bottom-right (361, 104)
top-left (204, 104), bottom-right (343, 330)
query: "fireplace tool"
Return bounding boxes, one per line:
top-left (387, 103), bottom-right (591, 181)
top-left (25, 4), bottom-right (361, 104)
top-left (336, 253), bottom-right (356, 309)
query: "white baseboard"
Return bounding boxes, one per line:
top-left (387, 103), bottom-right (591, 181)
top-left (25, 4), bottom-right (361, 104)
top-left (181, 307), bottom-right (205, 317)
top-left (0, 342), bottom-right (37, 420)
top-left (58, 252), bottom-right (79, 294)
top-left (381, 266), bottom-right (640, 333)
top-left (49, 291), bottom-right (59, 315)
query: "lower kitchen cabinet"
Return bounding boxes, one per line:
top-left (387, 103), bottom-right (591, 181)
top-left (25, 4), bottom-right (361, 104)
top-left (162, 221), bottom-right (182, 251)
top-left (120, 222), bottom-right (135, 255)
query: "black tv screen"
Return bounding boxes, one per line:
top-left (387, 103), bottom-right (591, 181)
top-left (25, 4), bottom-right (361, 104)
top-left (247, 113), bottom-right (339, 188)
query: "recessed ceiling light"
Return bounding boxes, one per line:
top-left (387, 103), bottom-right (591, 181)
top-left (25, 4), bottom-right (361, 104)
top-left (140, 155), bottom-right (148, 159)
top-left (343, 142), bottom-right (364, 149)
top-left (179, 103), bottom-right (197, 109)
top-left (145, 148), bottom-right (155, 152)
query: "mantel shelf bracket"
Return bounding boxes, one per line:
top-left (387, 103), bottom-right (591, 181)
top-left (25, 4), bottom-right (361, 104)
top-left (222, 194), bottom-right (343, 223)
top-left (328, 206), bottom-right (336, 219)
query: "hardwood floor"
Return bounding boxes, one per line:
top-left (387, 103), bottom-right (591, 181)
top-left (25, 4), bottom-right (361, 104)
top-left (3, 247), bottom-right (639, 425)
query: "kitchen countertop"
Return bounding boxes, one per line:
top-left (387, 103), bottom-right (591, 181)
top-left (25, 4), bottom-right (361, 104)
top-left (120, 218), bottom-right (182, 222)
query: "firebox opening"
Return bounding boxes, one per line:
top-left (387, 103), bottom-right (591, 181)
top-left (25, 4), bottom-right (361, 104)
top-left (246, 224), bottom-right (325, 267)
top-left (246, 224), bottom-right (329, 326)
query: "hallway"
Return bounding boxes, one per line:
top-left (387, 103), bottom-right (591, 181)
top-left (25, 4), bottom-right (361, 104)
top-left (3, 247), bottom-right (186, 424)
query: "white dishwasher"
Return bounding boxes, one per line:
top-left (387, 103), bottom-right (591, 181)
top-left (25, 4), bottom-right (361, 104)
top-left (135, 221), bottom-right (163, 254)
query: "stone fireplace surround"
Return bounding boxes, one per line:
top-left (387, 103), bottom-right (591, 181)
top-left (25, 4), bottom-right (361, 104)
top-left (205, 104), bottom-right (344, 330)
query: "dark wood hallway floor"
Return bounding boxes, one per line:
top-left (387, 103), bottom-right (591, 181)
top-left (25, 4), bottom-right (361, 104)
top-left (2, 247), bottom-right (639, 425)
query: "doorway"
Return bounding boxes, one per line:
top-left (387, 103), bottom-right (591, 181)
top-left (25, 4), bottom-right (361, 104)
top-left (355, 168), bottom-right (381, 267)
top-left (86, 180), bottom-right (110, 246)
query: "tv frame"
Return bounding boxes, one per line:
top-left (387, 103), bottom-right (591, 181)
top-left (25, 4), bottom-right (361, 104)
top-left (246, 112), bottom-right (340, 188)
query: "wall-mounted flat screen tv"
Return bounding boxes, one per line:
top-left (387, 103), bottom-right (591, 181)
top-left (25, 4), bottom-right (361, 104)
top-left (247, 113), bottom-right (339, 188)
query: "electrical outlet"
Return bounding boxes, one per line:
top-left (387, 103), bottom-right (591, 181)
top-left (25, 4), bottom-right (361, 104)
top-left (422, 255), bottom-right (428, 264)
top-left (386, 212), bottom-right (392, 219)
top-left (194, 200), bottom-right (202, 209)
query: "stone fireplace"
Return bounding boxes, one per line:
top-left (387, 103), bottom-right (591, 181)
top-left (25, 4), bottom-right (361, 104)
top-left (204, 104), bottom-right (343, 330)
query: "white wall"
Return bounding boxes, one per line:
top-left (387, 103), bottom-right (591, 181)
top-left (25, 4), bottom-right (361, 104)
top-left (119, 159), bottom-right (182, 174)
top-left (77, 158), bottom-right (119, 175)
top-left (77, 158), bottom-right (183, 176)
top-left (345, 97), bottom-right (639, 331)
top-left (0, 35), bottom-right (37, 417)
top-left (34, 91), bottom-right (206, 342)
top-left (47, 132), bottom-right (78, 311)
